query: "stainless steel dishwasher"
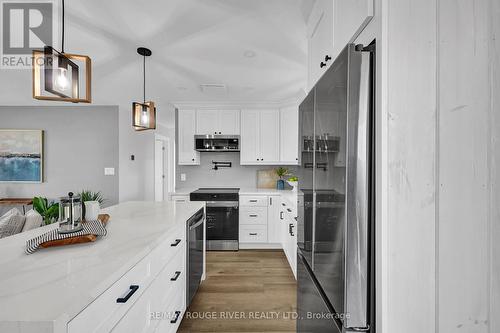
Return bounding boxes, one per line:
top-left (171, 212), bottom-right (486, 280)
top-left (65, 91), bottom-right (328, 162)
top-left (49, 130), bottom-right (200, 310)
top-left (186, 208), bottom-right (204, 307)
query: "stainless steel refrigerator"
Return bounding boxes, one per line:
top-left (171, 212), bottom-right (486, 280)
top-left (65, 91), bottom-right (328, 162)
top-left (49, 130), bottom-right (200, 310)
top-left (297, 43), bottom-right (375, 333)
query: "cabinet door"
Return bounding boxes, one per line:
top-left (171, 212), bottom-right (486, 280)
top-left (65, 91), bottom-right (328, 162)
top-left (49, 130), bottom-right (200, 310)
top-left (178, 109), bottom-right (200, 165)
top-left (240, 110), bottom-right (260, 164)
top-left (267, 195), bottom-right (281, 244)
top-left (280, 106), bottom-right (299, 164)
top-left (259, 110), bottom-right (280, 164)
top-left (308, 0), bottom-right (334, 89)
top-left (219, 109), bottom-right (240, 135)
top-left (333, 0), bottom-right (374, 58)
top-left (196, 109), bottom-right (219, 135)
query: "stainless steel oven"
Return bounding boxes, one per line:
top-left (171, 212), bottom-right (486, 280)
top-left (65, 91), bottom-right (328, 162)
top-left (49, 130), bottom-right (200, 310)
top-left (190, 188), bottom-right (239, 251)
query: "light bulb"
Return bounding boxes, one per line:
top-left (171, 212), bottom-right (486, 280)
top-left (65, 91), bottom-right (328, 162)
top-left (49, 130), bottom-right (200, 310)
top-left (140, 107), bottom-right (149, 126)
top-left (54, 67), bottom-right (69, 91)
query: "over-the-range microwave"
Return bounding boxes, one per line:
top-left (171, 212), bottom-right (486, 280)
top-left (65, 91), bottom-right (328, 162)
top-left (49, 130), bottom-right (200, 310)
top-left (194, 135), bottom-right (240, 152)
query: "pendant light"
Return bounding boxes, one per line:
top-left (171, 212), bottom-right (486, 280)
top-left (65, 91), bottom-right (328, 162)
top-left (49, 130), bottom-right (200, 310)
top-left (32, 0), bottom-right (91, 103)
top-left (132, 47), bottom-right (156, 131)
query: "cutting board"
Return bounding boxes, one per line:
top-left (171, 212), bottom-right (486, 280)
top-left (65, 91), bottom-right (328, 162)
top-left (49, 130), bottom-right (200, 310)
top-left (39, 214), bottom-right (110, 248)
top-left (257, 169), bottom-right (278, 189)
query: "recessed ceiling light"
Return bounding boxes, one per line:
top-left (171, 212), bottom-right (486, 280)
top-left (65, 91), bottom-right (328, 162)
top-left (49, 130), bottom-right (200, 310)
top-left (243, 50), bottom-right (256, 58)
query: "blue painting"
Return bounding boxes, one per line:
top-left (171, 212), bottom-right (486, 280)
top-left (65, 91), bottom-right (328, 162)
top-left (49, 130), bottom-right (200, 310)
top-left (0, 130), bottom-right (43, 182)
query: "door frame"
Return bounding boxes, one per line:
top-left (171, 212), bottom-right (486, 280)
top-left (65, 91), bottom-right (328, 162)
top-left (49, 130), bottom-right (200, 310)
top-left (154, 134), bottom-right (174, 201)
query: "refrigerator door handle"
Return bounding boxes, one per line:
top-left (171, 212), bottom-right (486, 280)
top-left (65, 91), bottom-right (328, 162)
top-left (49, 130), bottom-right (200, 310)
top-left (343, 45), bottom-right (372, 330)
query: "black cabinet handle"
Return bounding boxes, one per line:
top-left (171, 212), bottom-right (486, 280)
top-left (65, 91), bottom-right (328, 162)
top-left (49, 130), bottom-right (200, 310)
top-left (171, 239), bottom-right (181, 247)
top-left (249, 214), bottom-right (258, 217)
top-left (249, 200), bottom-right (258, 203)
top-left (116, 285), bottom-right (139, 303)
top-left (320, 62), bottom-right (327, 68)
top-left (219, 132), bottom-right (222, 134)
top-left (249, 233), bottom-right (258, 236)
top-left (270, 197), bottom-right (273, 205)
top-left (170, 310), bottom-right (181, 324)
top-left (324, 55), bottom-right (332, 62)
top-left (280, 211), bottom-right (284, 220)
top-left (170, 271), bottom-right (181, 281)
top-left (289, 224), bottom-right (295, 236)
top-left (282, 203), bottom-right (286, 206)
top-left (287, 208), bottom-right (292, 212)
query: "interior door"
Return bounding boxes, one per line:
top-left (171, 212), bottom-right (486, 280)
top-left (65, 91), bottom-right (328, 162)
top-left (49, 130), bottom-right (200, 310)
top-left (219, 109), bottom-right (240, 135)
top-left (259, 109), bottom-right (280, 164)
top-left (196, 109), bottom-right (219, 134)
top-left (240, 110), bottom-right (260, 164)
top-left (154, 139), bottom-right (164, 202)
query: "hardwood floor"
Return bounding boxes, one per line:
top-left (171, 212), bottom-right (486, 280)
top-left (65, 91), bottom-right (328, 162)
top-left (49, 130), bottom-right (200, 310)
top-left (178, 250), bottom-right (297, 333)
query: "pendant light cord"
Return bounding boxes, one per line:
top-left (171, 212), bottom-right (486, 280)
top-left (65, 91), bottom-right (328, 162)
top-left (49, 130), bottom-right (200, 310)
top-left (61, 0), bottom-right (65, 53)
top-left (143, 55), bottom-right (146, 103)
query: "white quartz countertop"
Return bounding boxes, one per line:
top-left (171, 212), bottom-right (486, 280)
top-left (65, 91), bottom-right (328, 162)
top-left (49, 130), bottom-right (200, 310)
top-left (173, 187), bottom-right (300, 196)
top-left (0, 201), bottom-right (204, 332)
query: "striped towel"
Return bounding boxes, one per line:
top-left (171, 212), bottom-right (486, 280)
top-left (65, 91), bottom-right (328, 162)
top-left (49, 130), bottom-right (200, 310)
top-left (25, 220), bottom-right (107, 254)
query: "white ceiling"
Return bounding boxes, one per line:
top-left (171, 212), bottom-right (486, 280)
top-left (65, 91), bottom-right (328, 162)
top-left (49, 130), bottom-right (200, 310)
top-left (0, 0), bottom-right (313, 107)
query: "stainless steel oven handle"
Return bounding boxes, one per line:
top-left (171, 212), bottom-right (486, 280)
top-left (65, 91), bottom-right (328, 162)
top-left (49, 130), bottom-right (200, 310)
top-left (206, 201), bottom-right (239, 208)
top-left (189, 219), bottom-right (204, 230)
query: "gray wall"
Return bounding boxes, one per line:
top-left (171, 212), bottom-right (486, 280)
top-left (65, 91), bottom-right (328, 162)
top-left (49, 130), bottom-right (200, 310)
top-left (0, 105), bottom-right (119, 209)
top-left (176, 152), bottom-right (298, 189)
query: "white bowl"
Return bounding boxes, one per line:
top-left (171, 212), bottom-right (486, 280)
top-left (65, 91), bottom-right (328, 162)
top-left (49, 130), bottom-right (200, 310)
top-left (287, 180), bottom-right (298, 191)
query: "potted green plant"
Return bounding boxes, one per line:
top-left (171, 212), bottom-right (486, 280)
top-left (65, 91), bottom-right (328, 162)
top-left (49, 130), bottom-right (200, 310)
top-left (33, 197), bottom-right (60, 225)
top-left (275, 167), bottom-right (290, 190)
top-left (80, 190), bottom-right (105, 220)
top-left (287, 176), bottom-right (299, 191)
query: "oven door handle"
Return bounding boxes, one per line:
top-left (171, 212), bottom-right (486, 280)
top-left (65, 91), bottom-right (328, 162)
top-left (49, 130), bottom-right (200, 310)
top-left (189, 219), bottom-right (204, 230)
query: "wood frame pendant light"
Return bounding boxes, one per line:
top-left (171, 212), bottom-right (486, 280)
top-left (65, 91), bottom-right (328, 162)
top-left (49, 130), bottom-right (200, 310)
top-left (132, 47), bottom-right (156, 131)
top-left (32, 0), bottom-right (91, 103)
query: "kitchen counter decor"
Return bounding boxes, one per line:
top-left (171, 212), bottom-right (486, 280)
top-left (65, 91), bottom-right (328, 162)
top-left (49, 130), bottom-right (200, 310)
top-left (25, 214), bottom-right (109, 254)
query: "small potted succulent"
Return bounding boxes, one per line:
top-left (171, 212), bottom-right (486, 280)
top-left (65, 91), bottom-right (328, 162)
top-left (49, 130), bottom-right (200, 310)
top-left (275, 167), bottom-right (290, 190)
top-left (287, 176), bottom-right (299, 192)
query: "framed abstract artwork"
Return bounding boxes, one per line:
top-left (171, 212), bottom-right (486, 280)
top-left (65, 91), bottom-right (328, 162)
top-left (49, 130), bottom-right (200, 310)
top-left (0, 130), bottom-right (44, 183)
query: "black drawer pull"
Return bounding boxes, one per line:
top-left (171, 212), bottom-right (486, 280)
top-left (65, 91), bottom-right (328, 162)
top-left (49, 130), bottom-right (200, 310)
top-left (170, 271), bottom-right (181, 281)
top-left (249, 200), bottom-right (258, 202)
top-left (281, 203), bottom-right (286, 206)
top-left (249, 214), bottom-right (258, 217)
top-left (170, 310), bottom-right (181, 324)
top-left (280, 211), bottom-right (284, 220)
top-left (249, 233), bottom-right (258, 236)
top-left (287, 208), bottom-right (292, 212)
top-left (116, 285), bottom-right (139, 303)
top-left (171, 239), bottom-right (181, 246)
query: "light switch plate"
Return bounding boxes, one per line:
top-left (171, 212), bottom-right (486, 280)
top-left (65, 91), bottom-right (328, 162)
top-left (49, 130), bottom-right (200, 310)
top-left (180, 173), bottom-right (186, 181)
top-left (104, 167), bottom-right (115, 176)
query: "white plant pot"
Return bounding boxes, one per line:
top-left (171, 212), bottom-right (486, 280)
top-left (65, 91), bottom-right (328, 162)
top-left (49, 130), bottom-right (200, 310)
top-left (287, 181), bottom-right (298, 192)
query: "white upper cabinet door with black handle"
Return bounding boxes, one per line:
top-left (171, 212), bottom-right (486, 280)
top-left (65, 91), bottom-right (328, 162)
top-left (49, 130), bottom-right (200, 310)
top-left (259, 110), bottom-right (280, 164)
top-left (240, 110), bottom-right (261, 164)
top-left (196, 109), bottom-right (241, 135)
top-left (241, 109), bottom-right (280, 165)
top-left (279, 106), bottom-right (299, 165)
top-left (307, 0), bottom-right (334, 90)
top-left (178, 109), bottom-right (200, 165)
top-left (196, 109), bottom-right (219, 135)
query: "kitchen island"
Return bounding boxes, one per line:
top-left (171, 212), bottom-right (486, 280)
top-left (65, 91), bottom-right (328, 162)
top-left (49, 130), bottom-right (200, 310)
top-left (0, 201), bottom-right (204, 333)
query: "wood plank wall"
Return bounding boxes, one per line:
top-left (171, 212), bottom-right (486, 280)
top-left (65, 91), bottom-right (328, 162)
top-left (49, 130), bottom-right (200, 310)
top-left (383, 0), bottom-right (500, 332)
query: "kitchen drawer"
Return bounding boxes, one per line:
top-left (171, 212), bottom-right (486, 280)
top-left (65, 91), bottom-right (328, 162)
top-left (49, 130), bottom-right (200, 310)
top-left (239, 225), bottom-right (268, 243)
top-left (150, 226), bottom-right (185, 277)
top-left (68, 255), bottom-right (152, 333)
top-left (239, 207), bottom-right (268, 225)
top-left (170, 194), bottom-right (190, 203)
top-left (153, 285), bottom-right (185, 333)
top-left (240, 195), bottom-right (268, 207)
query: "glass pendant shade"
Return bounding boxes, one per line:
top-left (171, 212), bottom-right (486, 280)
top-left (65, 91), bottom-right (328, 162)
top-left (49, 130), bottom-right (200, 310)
top-left (32, 46), bottom-right (92, 103)
top-left (132, 101), bottom-right (156, 131)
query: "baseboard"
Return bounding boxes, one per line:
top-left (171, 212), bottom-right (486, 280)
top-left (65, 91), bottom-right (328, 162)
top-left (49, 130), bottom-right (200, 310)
top-left (239, 243), bottom-right (283, 250)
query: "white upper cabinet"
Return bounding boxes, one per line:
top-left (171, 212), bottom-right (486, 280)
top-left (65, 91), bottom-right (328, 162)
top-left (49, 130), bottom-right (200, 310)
top-left (178, 109), bottom-right (200, 165)
top-left (333, 0), bottom-right (374, 58)
top-left (307, 0), bottom-right (334, 90)
top-left (259, 110), bottom-right (280, 164)
top-left (240, 110), bottom-right (261, 164)
top-left (241, 109), bottom-right (280, 165)
top-left (219, 109), bottom-right (240, 135)
top-left (307, 0), bottom-right (374, 90)
top-left (196, 109), bottom-right (240, 135)
top-left (196, 109), bottom-right (219, 135)
top-left (279, 106), bottom-right (299, 165)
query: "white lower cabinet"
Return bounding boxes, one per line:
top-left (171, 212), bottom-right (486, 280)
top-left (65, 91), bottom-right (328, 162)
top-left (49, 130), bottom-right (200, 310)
top-left (279, 196), bottom-right (297, 279)
top-left (68, 226), bottom-right (187, 333)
